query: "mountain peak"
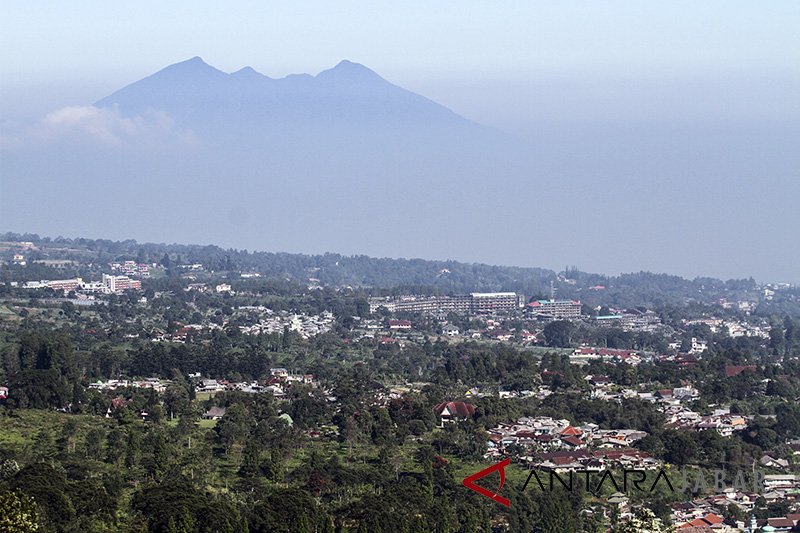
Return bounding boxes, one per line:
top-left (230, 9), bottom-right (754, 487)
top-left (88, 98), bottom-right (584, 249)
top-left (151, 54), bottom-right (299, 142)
top-left (156, 56), bottom-right (227, 78)
top-left (317, 60), bottom-right (383, 83)
top-left (176, 56), bottom-right (212, 68)
top-left (232, 66), bottom-right (270, 80)
top-left (96, 56), bottom-right (481, 134)
top-left (333, 59), bottom-right (362, 69)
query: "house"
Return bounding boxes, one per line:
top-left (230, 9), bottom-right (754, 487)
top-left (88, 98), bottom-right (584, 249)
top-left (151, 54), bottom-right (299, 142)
top-left (763, 474), bottom-right (798, 490)
top-left (434, 401), bottom-right (476, 424)
top-left (655, 389), bottom-right (674, 400)
top-left (766, 517), bottom-right (796, 531)
top-left (0, 386), bottom-right (7, 400)
top-left (264, 385), bottom-right (286, 399)
top-left (388, 320), bottom-right (412, 330)
top-left (106, 397), bottom-right (133, 417)
top-left (203, 407), bottom-right (226, 420)
top-left (487, 330), bottom-right (514, 342)
top-left (673, 387), bottom-right (699, 401)
top-left (442, 324), bottom-right (460, 336)
top-left (560, 425), bottom-right (582, 437)
top-left (678, 513), bottom-right (724, 530)
top-left (561, 436), bottom-right (584, 449)
top-left (197, 379), bottom-right (224, 392)
top-left (674, 354), bottom-right (699, 367)
top-left (760, 455), bottom-right (790, 470)
top-left (724, 365), bottom-right (757, 378)
top-left (607, 492), bottom-right (628, 508)
top-left (687, 337), bottom-right (708, 354)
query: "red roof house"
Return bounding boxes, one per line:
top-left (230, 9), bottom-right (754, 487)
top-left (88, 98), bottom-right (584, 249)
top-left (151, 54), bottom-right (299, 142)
top-left (434, 401), bottom-right (476, 423)
top-left (725, 365), bottom-right (757, 378)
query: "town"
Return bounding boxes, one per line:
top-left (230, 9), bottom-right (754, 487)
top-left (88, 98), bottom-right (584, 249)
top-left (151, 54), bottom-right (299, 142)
top-left (1, 235), bottom-right (799, 532)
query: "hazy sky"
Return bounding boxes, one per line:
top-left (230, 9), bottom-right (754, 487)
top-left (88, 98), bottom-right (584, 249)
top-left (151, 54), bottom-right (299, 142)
top-left (1, 2), bottom-right (799, 282)
top-left (2, 1), bottom-right (798, 125)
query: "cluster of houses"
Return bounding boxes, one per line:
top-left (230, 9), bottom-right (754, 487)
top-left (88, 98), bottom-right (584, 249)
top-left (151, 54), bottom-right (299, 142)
top-left (671, 484), bottom-right (800, 531)
top-left (149, 309), bottom-right (336, 343)
top-left (525, 448), bottom-right (660, 473)
top-left (182, 282), bottom-right (235, 293)
top-left (354, 317), bottom-right (540, 346)
top-left (684, 317), bottom-right (771, 340)
top-left (571, 347), bottom-right (647, 366)
top-left (109, 260), bottom-right (151, 278)
top-left (585, 374), bottom-right (749, 438)
top-left (194, 368), bottom-right (317, 400)
top-left (436, 318), bottom-right (538, 344)
top-left (663, 406), bottom-right (748, 437)
top-left (88, 378), bottom-right (169, 392)
top-left (477, 413), bottom-right (658, 472)
top-left (353, 318), bottom-right (422, 346)
top-left (152, 323), bottom-right (222, 343)
top-left (484, 416), bottom-right (649, 462)
top-left (593, 308), bottom-right (663, 332)
top-left (586, 375), bottom-right (699, 403)
top-left (477, 410), bottom-right (795, 529)
top-left (236, 308), bottom-right (335, 339)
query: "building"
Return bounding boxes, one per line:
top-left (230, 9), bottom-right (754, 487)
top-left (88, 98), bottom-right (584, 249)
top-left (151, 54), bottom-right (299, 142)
top-left (19, 278), bottom-right (83, 293)
top-left (370, 295), bottom-right (471, 315)
top-left (527, 299), bottom-right (582, 320)
top-left (469, 292), bottom-right (519, 313)
top-left (595, 310), bottom-right (661, 331)
top-left (434, 401), bottom-right (476, 424)
top-left (369, 292), bottom-right (521, 316)
top-left (442, 324), bottom-right (460, 336)
top-left (47, 278), bottom-right (83, 293)
top-left (102, 274), bottom-right (142, 293)
top-left (725, 365), bottom-right (757, 378)
top-left (202, 407), bottom-right (226, 420)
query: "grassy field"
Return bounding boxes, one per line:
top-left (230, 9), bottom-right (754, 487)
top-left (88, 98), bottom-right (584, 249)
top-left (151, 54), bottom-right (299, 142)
top-left (195, 391), bottom-right (217, 402)
top-left (0, 409), bottom-right (112, 453)
top-left (164, 417), bottom-right (218, 429)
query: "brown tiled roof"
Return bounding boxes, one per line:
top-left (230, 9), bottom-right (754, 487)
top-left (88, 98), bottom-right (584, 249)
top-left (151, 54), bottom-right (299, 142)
top-left (434, 401), bottom-right (476, 419)
top-left (725, 365), bottom-right (757, 377)
top-left (768, 517), bottom-right (795, 528)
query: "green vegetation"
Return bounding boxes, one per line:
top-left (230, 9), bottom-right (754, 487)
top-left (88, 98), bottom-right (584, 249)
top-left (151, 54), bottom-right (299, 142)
top-left (1, 234), bottom-right (799, 531)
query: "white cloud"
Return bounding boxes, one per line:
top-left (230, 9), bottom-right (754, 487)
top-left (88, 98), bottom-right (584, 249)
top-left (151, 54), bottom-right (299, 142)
top-left (1, 105), bottom-right (197, 149)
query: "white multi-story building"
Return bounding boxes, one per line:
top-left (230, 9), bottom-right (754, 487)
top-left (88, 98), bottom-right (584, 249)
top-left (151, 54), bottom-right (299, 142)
top-left (102, 274), bottom-right (142, 293)
top-left (470, 292), bottom-right (520, 313)
top-left (527, 299), bottom-right (582, 320)
top-left (369, 292), bottom-right (521, 315)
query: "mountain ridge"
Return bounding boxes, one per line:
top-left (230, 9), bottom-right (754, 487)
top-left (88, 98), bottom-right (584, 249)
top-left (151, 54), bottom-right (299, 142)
top-left (94, 57), bottom-right (485, 137)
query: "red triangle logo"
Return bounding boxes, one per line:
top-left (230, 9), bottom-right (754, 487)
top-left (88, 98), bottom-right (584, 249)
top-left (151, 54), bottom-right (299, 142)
top-left (462, 458), bottom-right (511, 507)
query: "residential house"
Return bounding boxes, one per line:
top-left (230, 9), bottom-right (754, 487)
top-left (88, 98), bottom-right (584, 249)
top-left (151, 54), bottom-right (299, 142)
top-left (203, 407), bottom-right (226, 420)
top-left (434, 401), bottom-right (476, 424)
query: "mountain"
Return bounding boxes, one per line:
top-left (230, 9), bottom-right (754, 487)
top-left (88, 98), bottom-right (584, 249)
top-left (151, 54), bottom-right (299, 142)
top-left (95, 57), bottom-right (494, 143)
top-left (3, 57), bottom-right (798, 283)
top-left (3, 57), bottom-right (538, 274)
